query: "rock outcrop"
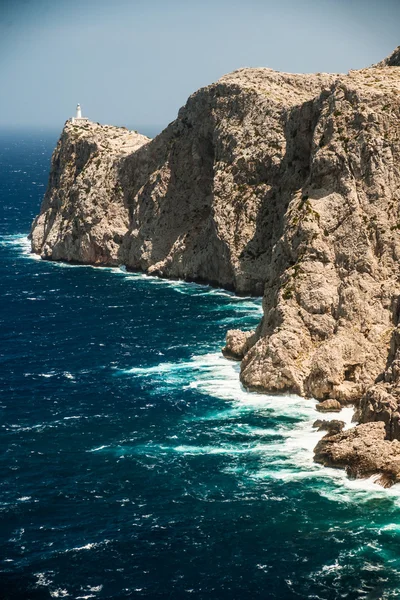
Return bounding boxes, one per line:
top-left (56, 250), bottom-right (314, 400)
top-left (31, 48), bottom-right (400, 484)
top-left (355, 325), bottom-right (400, 440)
top-left (222, 329), bottom-right (256, 360)
top-left (30, 123), bottom-right (150, 265)
top-left (316, 399), bottom-right (342, 413)
top-left (234, 65), bottom-right (400, 403)
top-left (312, 419), bottom-right (345, 435)
top-left (376, 46), bottom-right (400, 68)
top-left (314, 422), bottom-right (400, 487)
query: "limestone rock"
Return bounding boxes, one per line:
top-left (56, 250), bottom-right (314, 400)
top-left (30, 47), bottom-right (400, 482)
top-left (31, 69), bottom-right (337, 293)
top-left (314, 422), bottom-right (400, 487)
top-left (356, 326), bottom-right (400, 440)
top-left (222, 329), bottom-right (256, 360)
top-left (30, 122), bottom-right (150, 265)
top-left (312, 419), bottom-right (345, 434)
top-left (316, 399), bottom-right (342, 413)
top-left (236, 61), bottom-right (400, 402)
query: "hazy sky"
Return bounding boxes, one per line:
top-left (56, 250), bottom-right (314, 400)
top-left (0, 0), bottom-right (399, 132)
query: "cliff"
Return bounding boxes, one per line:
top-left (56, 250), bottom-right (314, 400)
top-left (32, 69), bottom-right (341, 294)
top-left (30, 123), bottom-right (150, 264)
top-left (31, 49), bottom-right (400, 484)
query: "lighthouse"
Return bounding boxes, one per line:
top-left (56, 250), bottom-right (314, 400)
top-left (70, 103), bottom-right (89, 124)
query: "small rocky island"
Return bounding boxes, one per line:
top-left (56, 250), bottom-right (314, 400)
top-left (31, 47), bottom-right (400, 485)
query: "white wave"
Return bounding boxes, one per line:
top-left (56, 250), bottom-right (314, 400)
top-left (217, 316), bottom-right (261, 325)
top-left (120, 351), bottom-right (400, 500)
top-left (316, 472), bottom-right (400, 504)
top-left (120, 351), bottom-right (348, 425)
top-left (88, 445), bottom-right (110, 452)
top-left (35, 572), bottom-right (53, 587)
top-left (72, 543), bottom-right (97, 551)
top-left (8, 416), bottom-right (85, 433)
top-left (44, 261), bottom-right (117, 271)
top-left (67, 540), bottom-right (110, 552)
top-left (209, 300), bottom-right (263, 313)
top-left (37, 370), bottom-right (76, 380)
top-left (3, 233), bottom-right (43, 261)
top-left (50, 590), bottom-right (69, 598)
top-left (216, 424), bottom-right (280, 438)
top-left (0, 234), bottom-right (33, 254)
top-left (173, 443), bottom-right (275, 455)
top-left (5, 233), bottom-right (397, 502)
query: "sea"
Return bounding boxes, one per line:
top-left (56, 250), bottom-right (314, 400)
top-left (1, 128), bottom-right (400, 600)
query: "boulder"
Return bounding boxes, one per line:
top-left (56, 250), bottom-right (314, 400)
top-left (314, 422), bottom-right (400, 487)
top-left (316, 399), bottom-right (342, 413)
top-left (222, 329), bottom-right (255, 361)
top-left (312, 419), bottom-right (345, 435)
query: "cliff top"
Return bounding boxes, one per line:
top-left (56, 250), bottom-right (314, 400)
top-left (61, 45), bottom-right (400, 144)
top-left (217, 68), bottom-right (338, 106)
top-left (63, 120), bottom-right (151, 156)
top-left (193, 48), bottom-right (400, 111)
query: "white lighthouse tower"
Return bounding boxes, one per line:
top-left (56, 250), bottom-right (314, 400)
top-left (71, 103), bottom-right (89, 124)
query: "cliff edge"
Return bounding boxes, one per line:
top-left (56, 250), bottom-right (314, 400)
top-left (31, 49), bottom-right (400, 484)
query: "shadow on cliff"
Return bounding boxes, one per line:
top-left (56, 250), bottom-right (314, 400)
top-left (114, 88), bottom-right (325, 295)
top-left (115, 110), bottom-right (236, 289)
top-left (237, 97), bottom-right (323, 296)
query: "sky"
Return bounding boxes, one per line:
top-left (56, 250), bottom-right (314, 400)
top-left (0, 0), bottom-right (399, 133)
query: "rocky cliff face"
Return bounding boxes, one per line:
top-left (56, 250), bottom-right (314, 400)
top-left (31, 50), bottom-right (400, 484)
top-left (32, 69), bottom-right (339, 294)
top-left (236, 65), bottom-right (400, 406)
top-left (30, 123), bottom-right (150, 264)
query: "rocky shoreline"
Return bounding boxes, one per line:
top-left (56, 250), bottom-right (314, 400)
top-left (31, 46), bottom-right (400, 486)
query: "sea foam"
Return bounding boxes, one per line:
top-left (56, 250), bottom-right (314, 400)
top-left (6, 232), bottom-right (400, 504)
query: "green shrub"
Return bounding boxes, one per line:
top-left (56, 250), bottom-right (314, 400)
top-left (283, 287), bottom-right (293, 300)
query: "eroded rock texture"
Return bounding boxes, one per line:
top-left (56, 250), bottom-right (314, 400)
top-left (32, 69), bottom-right (338, 293)
top-left (315, 422), bottom-right (400, 487)
top-left (31, 51), bottom-right (400, 482)
top-left (376, 46), bottom-right (400, 68)
top-left (232, 65), bottom-right (400, 406)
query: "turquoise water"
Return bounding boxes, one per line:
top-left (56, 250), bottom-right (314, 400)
top-left (1, 131), bottom-right (400, 599)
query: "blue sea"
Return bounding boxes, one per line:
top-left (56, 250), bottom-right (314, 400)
top-left (2, 129), bottom-right (400, 600)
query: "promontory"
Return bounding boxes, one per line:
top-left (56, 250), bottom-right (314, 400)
top-left (31, 46), bottom-right (400, 485)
